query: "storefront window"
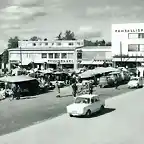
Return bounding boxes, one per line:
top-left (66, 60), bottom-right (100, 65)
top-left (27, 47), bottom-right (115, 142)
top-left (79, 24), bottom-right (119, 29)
top-left (48, 53), bottom-right (53, 59)
top-left (61, 53), bottom-right (67, 59)
top-left (54, 53), bottom-right (60, 59)
top-left (41, 53), bottom-right (47, 58)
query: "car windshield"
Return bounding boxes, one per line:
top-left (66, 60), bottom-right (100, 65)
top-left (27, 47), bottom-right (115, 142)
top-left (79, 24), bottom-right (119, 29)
top-left (131, 78), bottom-right (138, 81)
top-left (75, 97), bottom-right (90, 104)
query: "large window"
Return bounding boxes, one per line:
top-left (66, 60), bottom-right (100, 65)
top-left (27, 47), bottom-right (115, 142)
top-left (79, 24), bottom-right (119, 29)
top-left (61, 53), bottom-right (67, 59)
top-left (54, 53), bottom-right (60, 59)
top-left (128, 33), bottom-right (144, 39)
top-left (128, 33), bottom-right (138, 39)
top-left (48, 53), bottom-right (53, 59)
top-left (138, 33), bottom-right (144, 38)
top-left (128, 44), bottom-right (140, 51)
top-left (41, 53), bottom-right (47, 58)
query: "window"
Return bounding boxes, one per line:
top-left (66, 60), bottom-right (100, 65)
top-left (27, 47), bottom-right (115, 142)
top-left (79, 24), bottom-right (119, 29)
top-left (48, 53), bottom-right (53, 59)
top-left (56, 42), bottom-right (61, 46)
top-left (77, 42), bottom-right (80, 45)
top-left (41, 53), bottom-right (47, 58)
top-left (138, 33), bottom-right (144, 38)
top-left (128, 33), bottom-right (138, 39)
top-left (68, 42), bottom-right (74, 45)
top-left (54, 53), bottom-right (60, 59)
top-left (61, 53), bottom-right (67, 59)
top-left (128, 44), bottom-right (140, 51)
top-left (140, 44), bottom-right (144, 51)
top-left (33, 43), bottom-right (36, 46)
top-left (67, 53), bottom-right (73, 59)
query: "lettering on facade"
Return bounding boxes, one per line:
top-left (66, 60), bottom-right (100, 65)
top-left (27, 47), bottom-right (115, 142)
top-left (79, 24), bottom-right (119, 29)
top-left (47, 60), bottom-right (74, 64)
top-left (115, 29), bottom-right (144, 33)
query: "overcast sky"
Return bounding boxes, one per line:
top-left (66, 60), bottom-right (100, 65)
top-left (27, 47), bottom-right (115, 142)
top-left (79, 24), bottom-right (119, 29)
top-left (0, 0), bottom-right (144, 52)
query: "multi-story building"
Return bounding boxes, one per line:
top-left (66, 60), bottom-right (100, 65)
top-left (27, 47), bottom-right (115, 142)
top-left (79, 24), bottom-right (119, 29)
top-left (112, 23), bottom-right (144, 67)
top-left (8, 39), bottom-right (112, 70)
top-left (9, 40), bottom-right (84, 69)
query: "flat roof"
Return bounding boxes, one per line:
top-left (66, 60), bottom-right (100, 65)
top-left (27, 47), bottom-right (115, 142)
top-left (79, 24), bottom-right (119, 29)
top-left (0, 75), bottom-right (36, 83)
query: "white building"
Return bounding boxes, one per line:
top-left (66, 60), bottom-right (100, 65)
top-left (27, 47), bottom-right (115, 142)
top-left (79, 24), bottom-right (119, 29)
top-left (9, 40), bottom-right (84, 69)
top-left (8, 39), bottom-right (112, 70)
top-left (112, 23), bottom-right (144, 67)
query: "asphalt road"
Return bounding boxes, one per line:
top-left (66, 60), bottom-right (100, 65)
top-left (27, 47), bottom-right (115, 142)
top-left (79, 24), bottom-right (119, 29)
top-left (0, 86), bottom-right (143, 144)
top-left (0, 84), bottom-right (135, 136)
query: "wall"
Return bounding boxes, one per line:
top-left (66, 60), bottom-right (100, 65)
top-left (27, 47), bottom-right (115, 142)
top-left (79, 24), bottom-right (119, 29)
top-left (112, 23), bottom-right (144, 56)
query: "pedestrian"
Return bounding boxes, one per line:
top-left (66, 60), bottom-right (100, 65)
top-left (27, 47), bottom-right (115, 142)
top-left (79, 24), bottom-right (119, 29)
top-left (72, 82), bottom-right (77, 98)
top-left (16, 85), bottom-right (21, 100)
top-left (114, 79), bottom-right (119, 89)
top-left (56, 80), bottom-right (60, 98)
top-left (88, 80), bottom-right (93, 95)
top-left (11, 83), bottom-right (16, 100)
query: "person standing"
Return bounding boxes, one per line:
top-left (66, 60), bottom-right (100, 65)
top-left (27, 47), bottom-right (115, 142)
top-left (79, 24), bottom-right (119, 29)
top-left (88, 80), bottom-right (93, 95)
top-left (72, 82), bottom-right (77, 98)
top-left (56, 80), bottom-right (60, 98)
top-left (16, 85), bottom-right (21, 100)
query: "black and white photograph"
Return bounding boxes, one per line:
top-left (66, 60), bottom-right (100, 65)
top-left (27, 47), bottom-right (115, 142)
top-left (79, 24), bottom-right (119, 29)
top-left (0, 0), bottom-right (143, 143)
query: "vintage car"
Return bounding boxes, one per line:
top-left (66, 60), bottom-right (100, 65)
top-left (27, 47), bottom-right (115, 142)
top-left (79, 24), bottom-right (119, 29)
top-left (66, 94), bottom-right (105, 117)
top-left (128, 77), bottom-right (143, 88)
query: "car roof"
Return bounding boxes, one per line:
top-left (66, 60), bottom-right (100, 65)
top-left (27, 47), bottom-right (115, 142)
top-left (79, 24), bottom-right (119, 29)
top-left (77, 94), bottom-right (99, 98)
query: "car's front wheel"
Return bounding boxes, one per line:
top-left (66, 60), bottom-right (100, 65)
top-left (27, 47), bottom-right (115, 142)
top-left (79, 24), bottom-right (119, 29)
top-left (85, 110), bottom-right (91, 118)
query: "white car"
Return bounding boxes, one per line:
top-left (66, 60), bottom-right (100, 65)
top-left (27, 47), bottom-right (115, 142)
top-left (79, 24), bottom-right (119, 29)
top-left (66, 94), bottom-right (105, 117)
top-left (128, 77), bottom-right (143, 88)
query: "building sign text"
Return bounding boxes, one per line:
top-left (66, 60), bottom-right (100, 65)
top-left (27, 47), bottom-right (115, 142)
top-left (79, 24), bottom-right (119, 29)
top-left (47, 59), bottom-right (74, 64)
top-left (115, 29), bottom-right (144, 33)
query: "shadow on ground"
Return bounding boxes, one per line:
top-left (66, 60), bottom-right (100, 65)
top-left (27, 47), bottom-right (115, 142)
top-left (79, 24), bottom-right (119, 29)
top-left (76, 108), bottom-right (116, 119)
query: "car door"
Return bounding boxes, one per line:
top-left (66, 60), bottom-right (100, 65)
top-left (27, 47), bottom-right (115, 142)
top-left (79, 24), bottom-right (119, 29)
top-left (94, 97), bottom-right (101, 112)
top-left (90, 97), bottom-right (96, 113)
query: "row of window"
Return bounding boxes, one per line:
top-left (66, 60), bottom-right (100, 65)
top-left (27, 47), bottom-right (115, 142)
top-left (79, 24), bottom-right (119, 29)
top-left (32, 42), bottom-right (81, 46)
top-left (41, 53), bottom-right (73, 59)
top-left (128, 33), bottom-right (144, 39)
top-left (128, 44), bottom-right (144, 52)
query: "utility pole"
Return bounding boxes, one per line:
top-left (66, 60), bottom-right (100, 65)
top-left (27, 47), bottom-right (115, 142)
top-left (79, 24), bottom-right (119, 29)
top-left (20, 47), bottom-right (22, 66)
top-left (120, 41), bottom-right (122, 67)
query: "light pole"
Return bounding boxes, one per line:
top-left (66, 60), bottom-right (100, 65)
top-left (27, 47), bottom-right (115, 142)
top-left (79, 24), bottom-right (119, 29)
top-left (20, 47), bottom-right (22, 66)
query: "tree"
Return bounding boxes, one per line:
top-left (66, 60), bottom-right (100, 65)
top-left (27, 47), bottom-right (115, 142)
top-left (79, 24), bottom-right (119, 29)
top-left (98, 39), bottom-right (106, 46)
top-left (8, 36), bottom-right (19, 49)
top-left (63, 30), bottom-right (76, 40)
top-left (56, 32), bottom-right (63, 40)
top-left (30, 36), bottom-right (41, 41)
top-left (2, 49), bottom-right (9, 64)
top-left (106, 42), bottom-right (112, 46)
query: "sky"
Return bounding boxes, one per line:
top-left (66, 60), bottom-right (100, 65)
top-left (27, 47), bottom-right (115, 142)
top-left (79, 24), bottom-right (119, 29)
top-left (0, 0), bottom-right (144, 52)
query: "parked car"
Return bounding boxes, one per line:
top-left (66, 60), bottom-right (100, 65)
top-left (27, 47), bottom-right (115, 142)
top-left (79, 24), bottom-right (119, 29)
top-left (66, 94), bottom-right (105, 117)
top-left (128, 77), bottom-right (143, 88)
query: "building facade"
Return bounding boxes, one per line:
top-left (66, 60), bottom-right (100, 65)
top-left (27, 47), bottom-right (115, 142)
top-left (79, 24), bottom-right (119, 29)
top-left (9, 40), bottom-right (84, 69)
top-left (112, 23), bottom-right (144, 67)
top-left (8, 40), bottom-right (112, 69)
